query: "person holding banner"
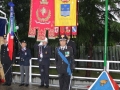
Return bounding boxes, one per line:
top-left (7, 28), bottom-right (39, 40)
top-left (55, 35), bottom-right (75, 90)
top-left (1, 35), bottom-right (15, 86)
top-left (19, 40), bottom-right (31, 87)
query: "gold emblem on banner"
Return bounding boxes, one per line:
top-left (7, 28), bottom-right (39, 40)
top-left (36, 8), bottom-right (51, 22)
top-left (40, 0), bottom-right (48, 4)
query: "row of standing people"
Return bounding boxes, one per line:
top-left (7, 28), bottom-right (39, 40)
top-left (0, 35), bottom-right (76, 90)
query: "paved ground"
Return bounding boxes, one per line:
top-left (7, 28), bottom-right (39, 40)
top-left (0, 83), bottom-right (87, 90)
top-left (0, 84), bottom-right (59, 90)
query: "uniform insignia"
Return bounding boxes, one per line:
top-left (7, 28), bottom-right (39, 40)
top-left (25, 52), bottom-right (27, 55)
top-left (100, 80), bottom-right (107, 86)
top-left (65, 51), bottom-right (70, 57)
top-left (45, 51), bottom-right (47, 54)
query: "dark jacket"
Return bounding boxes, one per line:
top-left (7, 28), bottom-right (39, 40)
top-left (35, 44), bottom-right (51, 65)
top-left (67, 40), bottom-right (76, 56)
top-left (1, 44), bottom-right (15, 64)
top-left (19, 48), bottom-right (31, 66)
top-left (55, 46), bottom-right (75, 74)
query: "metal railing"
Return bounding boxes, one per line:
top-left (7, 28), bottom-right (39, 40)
top-left (13, 57), bottom-right (120, 89)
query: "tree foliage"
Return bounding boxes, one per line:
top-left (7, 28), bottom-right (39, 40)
top-left (1, 0), bottom-right (120, 45)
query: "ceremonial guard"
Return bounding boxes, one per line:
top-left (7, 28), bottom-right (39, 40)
top-left (1, 35), bottom-right (15, 86)
top-left (35, 37), bottom-right (51, 88)
top-left (66, 35), bottom-right (76, 57)
top-left (55, 35), bottom-right (75, 90)
top-left (19, 40), bottom-right (31, 87)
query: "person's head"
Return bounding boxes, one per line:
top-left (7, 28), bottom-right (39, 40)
top-left (3, 35), bottom-right (7, 44)
top-left (42, 37), bottom-right (48, 46)
top-left (59, 35), bottom-right (67, 46)
top-left (66, 35), bottom-right (71, 40)
top-left (21, 40), bottom-right (27, 48)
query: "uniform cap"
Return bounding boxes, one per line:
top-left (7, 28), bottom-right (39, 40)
top-left (21, 40), bottom-right (27, 43)
top-left (59, 35), bottom-right (67, 41)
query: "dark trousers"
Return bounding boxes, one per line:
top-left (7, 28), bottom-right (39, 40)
top-left (59, 73), bottom-right (70, 90)
top-left (3, 64), bottom-right (12, 84)
top-left (39, 64), bottom-right (49, 85)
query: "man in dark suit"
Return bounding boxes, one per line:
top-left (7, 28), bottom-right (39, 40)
top-left (19, 40), bottom-right (31, 87)
top-left (35, 37), bottom-right (51, 88)
top-left (55, 35), bottom-right (75, 90)
top-left (1, 35), bottom-right (15, 86)
top-left (67, 35), bottom-right (76, 57)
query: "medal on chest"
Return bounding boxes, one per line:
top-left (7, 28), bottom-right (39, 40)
top-left (25, 52), bottom-right (27, 55)
top-left (65, 51), bottom-right (70, 57)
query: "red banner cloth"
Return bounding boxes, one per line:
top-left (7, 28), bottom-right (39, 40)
top-left (28, 28), bottom-right (36, 38)
top-left (54, 27), bottom-right (59, 37)
top-left (48, 29), bottom-right (55, 39)
top-left (60, 26), bottom-right (65, 35)
top-left (37, 29), bottom-right (46, 41)
top-left (65, 26), bottom-right (71, 36)
top-left (29, 0), bottom-right (55, 39)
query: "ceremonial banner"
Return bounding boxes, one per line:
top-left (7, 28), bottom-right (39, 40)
top-left (28, 28), bottom-right (36, 38)
top-left (60, 26), bottom-right (65, 35)
top-left (29, 0), bottom-right (54, 40)
top-left (54, 27), bottom-right (59, 37)
top-left (65, 26), bottom-right (71, 36)
top-left (48, 29), bottom-right (55, 39)
top-left (37, 29), bottom-right (46, 41)
top-left (55, 0), bottom-right (77, 26)
top-left (72, 26), bottom-right (77, 36)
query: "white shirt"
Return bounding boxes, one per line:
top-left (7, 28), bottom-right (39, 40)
top-left (60, 45), bottom-right (67, 50)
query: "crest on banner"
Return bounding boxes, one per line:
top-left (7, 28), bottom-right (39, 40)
top-left (61, 4), bottom-right (70, 16)
top-left (40, 0), bottom-right (48, 4)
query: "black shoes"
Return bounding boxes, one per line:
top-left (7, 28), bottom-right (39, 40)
top-left (45, 85), bottom-right (49, 88)
top-left (19, 84), bottom-right (24, 86)
top-left (25, 84), bottom-right (29, 87)
top-left (7, 83), bottom-right (11, 86)
top-left (39, 84), bottom-right (49, 88)
top-left (3, 83), bottom-right (8, 86)
top-left (3, 83), bottom-right (11, 86)
top-left (40, 84), bottom-right (44, 87)
top-left (19, 84), bottom-right (29, 87)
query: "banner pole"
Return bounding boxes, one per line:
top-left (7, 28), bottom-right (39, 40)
top-left (104, 0), bottom-right (109, 71)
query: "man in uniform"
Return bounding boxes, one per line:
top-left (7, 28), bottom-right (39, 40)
top-left (35, 37), bottom-right (51, 88)
top-left (1, 35), bottom-right (15, 86)
top-left (55, 35), bottom-right (75, 90)
top-left (67, 35), bottom-right (76, 57)
top-left (19, 40), bottom-right (31, 87)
